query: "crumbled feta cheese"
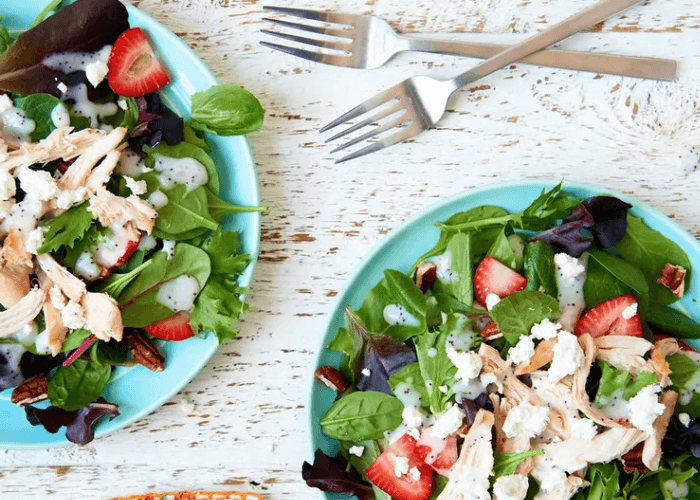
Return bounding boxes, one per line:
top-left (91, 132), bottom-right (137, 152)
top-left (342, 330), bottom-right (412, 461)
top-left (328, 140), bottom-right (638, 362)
top-left (509, 335), bottom-right (535, 365)
top-left (446, 348), bottom-right (483, 383)
top-left (622, 302), bottom-right (638, 319)
top-left (361, 368), bottom-right (371, 377)
top-left (503, 400), bottom-right (549, 438)
top-left (57, 81), bottom-right (68, 93)
top-left (628, 384), bottom-right (666, 435)
top-left (485, 292), bottom-right (501, 310)
top-left (438, 385), bottom-right (448, 393)
top-left (570, 417), bottom-right (598, 440)
top-left (493, 474), bottom-right (529, 500)
top-left (124, 175), bottom-right (148, 195)
top-left (56, 188), bottom-right (87, 210)
top-left (49, 285), bottom-right (68, 310)
top-left (0, 169), bottom-right (15, 201)
top-left (75, 251), bottom-right (101, 280)
top-left (394, 456), bottom-right (410, 477)
top-left (0, 94), bottom-right (12, 113)
top-left (679, 413), bottom-right (691, 427)
top-left (554, 253), bottom-right (586, 282)
top-left (85, 60), bottom-right (109, 87)
top-left (402, 406), bottom-right (427, 428)
top-left (406, 427), bottom-right (421, 440)
top-left (60, 300), bottom-right (86, 329)
top-left (25, 227), bottom-right (45, 255)
top-left (409, 467), bottom-right (421, 481)
top-left (117, 99), bottom-right (128, 110)
top-left (531, 318), bottom-right (562, 340)
top-left (18, 167), bottom-right (59, 202)
top-left (348, 445), bottom-right (365, 457)
top-left (548, 330), bottom-right (585, 383)
top-left (430, 405), bottom-right (466, 438)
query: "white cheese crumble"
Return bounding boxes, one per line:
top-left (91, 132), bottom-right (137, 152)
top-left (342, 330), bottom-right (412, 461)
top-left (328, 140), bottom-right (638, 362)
top-left (85, 60), bottom-right (109, 87)
top-left (509, 335), bottom-right (535, 365)
top-left (394, 456), bottom-right (410, 477)
top-left (402, 406), bottom-right (427, 429)
top-left (430, 405), bottom-right (465, 438)
top-left (124, 175), bottom-right (148, 195)
top-left (503, 400), bottom-right (549, 438)
top-left (348, 445), bottom-right (365, 457)
top-left (25, 227), bottom-right (45, 255)
top-left (485, 292), bottom-right (501, 310)
top-left (679, 413), bottom-right (691, 427)
top-left (117, 99), bottom-right (128, 110)
top-left (553, 252), bottom-right (586, 281)
top-left (0, 168), bottom-right (15, 200)
top-left (0, 94), bottom-right (12, 112)
top-left (531, 318), bottom-right (562, 340)
top-left (361, 368), bottom-right (371, 377)
top-left (409, 467), bottom-right (421, 481)
top-left (60, 300), bottom-right (86, 329)
top-left (622, 302), bottom-right (639, 319)
top-left (493, 474), bottom-right (529, 500)
top-left (628, 384), bottom-right (666, 435)
top-left (664, 479), bottom-right (690, 499)
top-left (57, 81), bottom-right (68, 93)
top-left (56, 187), bottom-right (86, 210)
top-left (18, 167), bottom-right (59, 202)
top-left (570, 417), bottom-right (598, 440)
top-left (548, 330), bottom-right (585, 383)
top-left (446, 348), bottom-right (483, 383)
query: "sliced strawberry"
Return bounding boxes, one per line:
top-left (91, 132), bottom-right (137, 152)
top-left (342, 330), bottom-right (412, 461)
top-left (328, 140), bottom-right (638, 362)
top-left (473, 256), bottom-right (528, 307)
top-left (574, 294), bottom-right (643, 338)
top-left (144, 311), bottom-right (195, 341)
top-left (107, 27), bottom-right (170, 97)
top-left (366, 433), bottom-right (433, 500)
top-left (415, 428), bottom-right (458, 477)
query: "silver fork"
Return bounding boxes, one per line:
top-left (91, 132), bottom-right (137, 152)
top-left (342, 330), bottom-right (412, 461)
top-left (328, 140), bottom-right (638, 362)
top-left (317, 0), bottom-right (649, 163)
top-left (261, 6), bottom-right (676, 81)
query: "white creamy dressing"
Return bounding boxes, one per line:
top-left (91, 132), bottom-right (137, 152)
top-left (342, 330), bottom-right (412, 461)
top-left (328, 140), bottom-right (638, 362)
top-left (161, 240), bottom-right (176, 259)
top-left (74, 251), bottom-right (102, 280)
top-left (148, 190), bottom-right (168, 209)
top-left (116, 150), bottom-right (152, 177)
top-left (554, 253), bottom-right (587, 332)
top-left (597, 389), bottom-right (631, 421)
top-left (34, 328), bottom-right (54, 355)
top-left (0, 198), bottom-right (47, 234)
top-left (382, 303), bottom-right (420, 327)
top-left (138, 234), bottom-right (157, 251)
top-left (445, 315), bottom-right (475, 351)
top-left (679, 351), bottom-right (700, 405)
top-left (94, 223), bottom-right (137, 268)
top-left (153, 154), bottom-right (208, 190)
top-left (62, 83), bottom-right (118, 128)
top-left (431, 251), bottom-right (458, 283)
top-left (0, 95), bottom-right (36, 143)
top-left (11, 321), bottom-right (38, 344)
top-left (155, 275), bottom-right (200, 312)
top-left (42, 45), bottom-right (112, 76)
top-left (51, 103), bottom-right (70, 128)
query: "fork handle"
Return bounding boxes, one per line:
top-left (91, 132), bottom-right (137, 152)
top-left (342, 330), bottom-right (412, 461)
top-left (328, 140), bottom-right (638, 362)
top-left (401, 38), bottom-right (676, 81)
top-left (450, 0), bottom-right (645, 90)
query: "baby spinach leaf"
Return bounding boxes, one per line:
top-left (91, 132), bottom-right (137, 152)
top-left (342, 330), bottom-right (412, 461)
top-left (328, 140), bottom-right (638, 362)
top-left (616, 215), bottom-right (691, 306)
top-left (647, 304), bottom-right (700, 339)
top-left (47, 358), bottom-right (111, 411)
top-left (354, 269), bottom-right (427, 341)
top-left (13, 93), bottom-right (65, 141)
top-left (667, 353), bottom-right (699, 389)
top-left (523, 241), bottom-right (557, 296)
top-left (487, 228), bottom-right (517, 269)
top-left (432, 233), bottom-right (473, 307)
top-left (145, 141), bottom-right (219, 194)
top-left (155, 184), bottom-right (219, 235)
top-left (151, 226), bottom-right (209, 242)
top-left (587, 249), bottom-right (648, 302)
top-left (490, 290), bottom-right (560, 345)
top-left (206, 188), bottom-right (266, 220)
top-left (583, 258), bottom-right (633, 309)
top-left (320, 390), bottom-right (403, 441)
top-left (388, 362), bottom-right (430, 411)
top-left (38, 201), bottom-right (94, 254)
top-left (492, 449), bottom-right (545, 478)
top-left (0, 0), bottom-right (129, 95)
top-left (182, 123), bottom-right (210, 151)
top-left (59, 329), bottom-right (93, 353)
top-left (190, 84), bottom-right (264, 136)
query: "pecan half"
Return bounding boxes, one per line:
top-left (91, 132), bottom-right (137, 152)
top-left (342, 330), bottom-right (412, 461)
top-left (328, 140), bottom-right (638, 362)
top-left (657, 263), bottom-right (686, 298)
top-left (314, 365), bottom-right (347, 392)
top-left (128, 330), bottom-right (165, 372)
top-left (414, 261), bottom-right (438, 293)
top-left (620, 442), bottom-right (647, 474)
top-left (11, 376), bottom-right (49, 406)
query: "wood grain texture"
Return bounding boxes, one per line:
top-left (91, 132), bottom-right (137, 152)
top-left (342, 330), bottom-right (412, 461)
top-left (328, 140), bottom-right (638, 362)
top-left (2, 0), bottom-right (700, 499)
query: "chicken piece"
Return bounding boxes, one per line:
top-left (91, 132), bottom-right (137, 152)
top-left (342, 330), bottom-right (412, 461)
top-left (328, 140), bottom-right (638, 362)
top-left (0, 287), bottom-right (46, 337)
top-left (571, 334), bottom-right (624, 428)
top-left (36, 254), bottom-right (86, 302)
top-left (491, 394), bottom-right (534, 475)
top-left (649, 337), bottom-right (680, 387)
top-left (515, 338), bottom-right (556, 375)
top-left (85, 148), bottom-right (123, 193)
top-left (88, 187), bottom-right (157, 234)
top-left (58, 127), bottom-right (127, 190)
top-left (529, 372), bottom-right (580, 442)
top-left (595, 335), bottom-right (653, 374)
top-left (479, 342), bottom-right (508, 387)
top-left (82, 292), bottom-right (123, 342)
top-left (642, 390), bottom-right (678, 471)
top-left (41, 290), bottom-right (69, 356)
top-left (3, 127), bottom-right (106, 171)
top-left (534, 476), bottom-right (586, 500)
top-left (438, 410), bottom-right (494, 500)
top-left (0, 228), bottom-right (33, 307)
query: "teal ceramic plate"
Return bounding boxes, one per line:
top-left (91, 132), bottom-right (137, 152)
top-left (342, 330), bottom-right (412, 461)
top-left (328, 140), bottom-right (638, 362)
top-left (0, 2), bottom-right (260, 448)
top-left (306, 179), bottom-right (700, 499)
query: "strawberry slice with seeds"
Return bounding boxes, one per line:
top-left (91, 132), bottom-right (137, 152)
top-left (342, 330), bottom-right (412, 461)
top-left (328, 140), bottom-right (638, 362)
top-left (366, 433), bottom-right (433, 500)
top-left (473, 256), bottom-right (528, 307)
top-left (574, 294), bottom-right (642, 338)
top-left (107, 27), bottom-right (170, 97)
top-left (415, 428), bottom-right (458, 477)
top-left (144, 311), bottom-right (195, 341)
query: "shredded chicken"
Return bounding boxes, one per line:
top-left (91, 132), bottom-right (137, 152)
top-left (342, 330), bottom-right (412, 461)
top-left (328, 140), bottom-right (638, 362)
top-left (650, 337), bottom-right (681, 387)
top-left (88, 187), bottom-right (158, 234)
top-left (0, 228), bottom-right (33, 307)
top-left (85, 148), bottom-right (124, 193)
top-left (642, 390), bottom-right (678, 470)
top-left (595, 335), bottom-right (653, 374)
top-left (0, 287), bottom-right (46, 337)
top-left (533, 476), bottom-right (586, 500)
top-left (491, 393), bottom-right (534, 475)
top-left (82, 292), bottom-right (123, 342)
top-left (515, 338), bottom-right (556, 375)
top-left (57, 128), bottom-right (127, 190)
top-left (36, 254), bottom-right (87, 302)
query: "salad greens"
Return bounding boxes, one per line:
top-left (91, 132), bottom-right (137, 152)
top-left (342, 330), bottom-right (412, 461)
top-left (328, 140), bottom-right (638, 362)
top-left (305, 184), bottom-right (700, 500)
top-left (0, 0), bottom-right (264, 444)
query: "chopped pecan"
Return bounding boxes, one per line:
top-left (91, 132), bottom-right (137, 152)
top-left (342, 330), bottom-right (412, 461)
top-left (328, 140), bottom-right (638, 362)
top-left (11, 376), bottom-right (49, 406)
top-left (620, 442), bottom-right (647, 474)
top-left (479, 319), bottom-right (503, 340)
top-left (657, 263), bottom-right (686, 298)
top-left (314, 365), bottom-right (347, 392)
top-left (128, 330), bottom-right (165, 372)
top-left (413, 261), bottom-right (437, 293)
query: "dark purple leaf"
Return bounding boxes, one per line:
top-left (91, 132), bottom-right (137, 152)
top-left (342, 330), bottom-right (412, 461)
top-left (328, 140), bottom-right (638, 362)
top-left (25, 405), bottom-right (78, 434)
top-left (357, 336), bottom-right (417, 394)
top-left (582, 196), bottom-right (632, 249)
top-left (302, 449), bottom-right (374, 499)
top-left (457, 392), bottom-right (493, 427)
top-left (20, 351), bottom-right (66, 379)
top-left (0, 0), bottom-right (129, 96)
top-left (663, 415), bottom-right (700, 458)
top-left (529, 217), bottom-right (593, 258)
top-left (128, 93), bottom-right (183, 153)
top-left (65, 398), bottom-right (119, 445)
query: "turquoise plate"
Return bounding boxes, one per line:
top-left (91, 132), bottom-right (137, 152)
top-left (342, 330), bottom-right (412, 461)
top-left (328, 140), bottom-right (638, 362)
top-left (306, 179), bottom-right (700, 499)
top-left (0, 1), bottom-right (261, 448)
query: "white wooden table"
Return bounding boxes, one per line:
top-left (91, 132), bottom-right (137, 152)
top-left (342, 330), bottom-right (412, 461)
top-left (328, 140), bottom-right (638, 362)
top-left (2, 0), bottom-right (700, 498)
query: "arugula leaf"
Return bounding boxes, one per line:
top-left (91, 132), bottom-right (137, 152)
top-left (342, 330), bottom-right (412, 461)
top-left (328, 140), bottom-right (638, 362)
top-left (320, 390), bottom-right (403, 441)
top-left (37, 201), bottom-right (94, 254)
top-left (60, 223), bottom-right (108, 272)
top-left (190, 84), bottom-right (264, 136)
top-left (414, 323), bottom-right (458, 414)
top-left (489, 290), bottom-right (561, 345)
top-left (492, 449), bottom-right (544, 478)
top-left (189, 228), bottom-right (251, 343)
top-left (571, 463), bottom-right (623, 500)
top-left (593, 361), bottom-right (656, 406)
top-left (47, 358), bottom-right (111, 411)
